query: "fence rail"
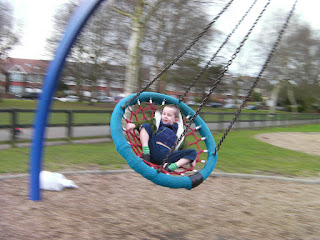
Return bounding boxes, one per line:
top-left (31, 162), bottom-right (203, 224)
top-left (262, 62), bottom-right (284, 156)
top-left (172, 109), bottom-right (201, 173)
top-left (0, 108), bottom-right (319, 144)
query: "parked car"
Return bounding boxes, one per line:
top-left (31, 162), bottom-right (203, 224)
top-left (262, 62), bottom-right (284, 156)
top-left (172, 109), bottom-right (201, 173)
top-left (114, 97), bottom-right (124, 103)
top-left (58, 95), bottom-right (79, 102)
top-left (207, 102), bottom-right (223, 108)
top-left (20, 92), bottom-right (39, 100)
top-left (223, 103), bottom-right (237, 109)
top-left (245, 105), bottom-right (258, 110)
top-left (186, 100), bottom-right (196, 106)
top-left (96, 96), bottom-right (115, 103)
top-left (276, 106), bottom-right (288, 111)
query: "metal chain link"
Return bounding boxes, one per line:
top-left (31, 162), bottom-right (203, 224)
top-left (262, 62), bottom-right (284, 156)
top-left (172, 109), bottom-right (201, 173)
top-left (213, 0), bottom-right (298, 155)
top-left (160, 0), bottom-right (272, 169)
top-left (121, 0), bottom-right (235, 110)
top-left (179, 0), bottom-right (259, 103)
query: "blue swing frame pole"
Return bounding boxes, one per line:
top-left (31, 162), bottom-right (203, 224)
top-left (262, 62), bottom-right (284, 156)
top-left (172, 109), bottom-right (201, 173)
top-left (30, 0), bottom-right (106, 201)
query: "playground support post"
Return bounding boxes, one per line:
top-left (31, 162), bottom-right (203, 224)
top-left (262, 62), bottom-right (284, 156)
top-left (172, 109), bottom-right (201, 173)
top-left (30, 0), bottom-right (106, 201)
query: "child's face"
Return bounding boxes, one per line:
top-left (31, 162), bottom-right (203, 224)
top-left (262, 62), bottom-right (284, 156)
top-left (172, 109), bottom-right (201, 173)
top-left (161, 106), bottom-right (178, 125)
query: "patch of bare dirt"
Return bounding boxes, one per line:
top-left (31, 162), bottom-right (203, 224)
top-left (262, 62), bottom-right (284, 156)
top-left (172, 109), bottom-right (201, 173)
top-left (1, 132), bottom-right (320, 239)
top-left (255, 132), bottom-right (320, 156)
top-left (1, 173), bottom-right (320, 239)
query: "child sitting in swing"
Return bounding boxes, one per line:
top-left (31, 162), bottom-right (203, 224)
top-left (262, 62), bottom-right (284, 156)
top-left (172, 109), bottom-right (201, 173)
top-left (126, 104), bottom-right (197, 172)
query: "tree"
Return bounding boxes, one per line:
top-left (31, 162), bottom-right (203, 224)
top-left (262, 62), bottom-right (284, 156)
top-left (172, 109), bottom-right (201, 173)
top-left (252, 90), bottom-right (263, 102)
top-left (57, 81), bottom-right (69, 93)
top-left (271, 21), bottom-right (319, 112)
top-left (111, 0), bottom-right (221, 95)
top-left (46, 0), bottom-right (127, 100)
top-left (253, 10), bottom-right (320, 113)
top-left (47, 0), bottom-right (220, 98)
top-left (0, 0), bottom-right (20, 58)
top-left (0, 0), bottom-right (21, 98)
top-left (139, 0), bottom-right (219, 94)
top-left (46, 0), bottom-right (83, 98)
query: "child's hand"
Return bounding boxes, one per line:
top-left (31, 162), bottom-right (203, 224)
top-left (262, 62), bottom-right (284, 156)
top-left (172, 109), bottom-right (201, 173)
top-left (126, 122), bottom-right (136, 131)
top-left (191, 160), bottom-right (196, 168)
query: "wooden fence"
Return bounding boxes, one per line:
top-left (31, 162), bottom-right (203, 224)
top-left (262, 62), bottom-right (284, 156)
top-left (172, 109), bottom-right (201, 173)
top-left (0, 108), bottom-right (319, 144)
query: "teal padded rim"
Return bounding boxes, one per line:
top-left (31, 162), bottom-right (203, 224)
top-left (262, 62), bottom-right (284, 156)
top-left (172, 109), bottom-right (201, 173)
top-left (110, 92), bottom-right (217, 189)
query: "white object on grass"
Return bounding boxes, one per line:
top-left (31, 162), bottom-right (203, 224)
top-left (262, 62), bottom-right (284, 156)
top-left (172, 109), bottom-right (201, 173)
top-left (40, 171), bottom-right (78, 191)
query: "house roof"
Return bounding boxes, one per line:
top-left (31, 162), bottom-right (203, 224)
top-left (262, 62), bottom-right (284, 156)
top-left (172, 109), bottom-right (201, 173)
top-left (1, 58), bottom-right (50, 74)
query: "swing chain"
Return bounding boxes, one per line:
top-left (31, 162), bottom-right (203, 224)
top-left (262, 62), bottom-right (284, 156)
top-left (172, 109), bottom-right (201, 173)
top-left (161, 0), bottom-right (272, 168)
top-left (122, 0), bottom-right (235, 111)
top-left (213, 0), bottom-right (298, 155)
top-left (179, 0), bottom-right (259, 103)
top-left (185, 0), bottom-right (272, 122)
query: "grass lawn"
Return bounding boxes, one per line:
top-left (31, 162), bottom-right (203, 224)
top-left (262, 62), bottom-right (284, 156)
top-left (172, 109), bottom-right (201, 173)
top-left (1, 98), bottom-right (302, 126)
top-left (0, 99), bottom-right (114, 110)
top-left (0, 99), bottom-right (115, 125)
top-left (0, 142), bottom-right (127, 174)
top-left (0, 123), bottom-right (319, 178)
top-left (214, 124), bottom-right (320, 176)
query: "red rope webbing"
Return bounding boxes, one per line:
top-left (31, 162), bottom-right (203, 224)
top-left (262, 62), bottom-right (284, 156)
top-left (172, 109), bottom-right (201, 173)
top-left (128, 101), bottom-right (157, 122)
top-left (126, 129), bottom-right (141, 156)
top-left (124, 102), bottom-right (206, 175)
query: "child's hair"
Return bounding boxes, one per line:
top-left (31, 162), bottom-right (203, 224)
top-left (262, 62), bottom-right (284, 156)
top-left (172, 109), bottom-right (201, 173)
top-left (164, 104), bottom-right (180, 118)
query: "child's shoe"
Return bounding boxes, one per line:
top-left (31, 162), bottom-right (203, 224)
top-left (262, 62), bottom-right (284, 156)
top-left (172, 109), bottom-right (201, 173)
top-left (141, 153), bottom-right (150, 162)
top-left (164, 163), bottom-right (173, 172)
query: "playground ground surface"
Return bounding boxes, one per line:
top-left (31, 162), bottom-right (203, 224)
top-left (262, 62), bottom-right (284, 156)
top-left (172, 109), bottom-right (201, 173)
top-left (1, 132), bottom-right (320, 239)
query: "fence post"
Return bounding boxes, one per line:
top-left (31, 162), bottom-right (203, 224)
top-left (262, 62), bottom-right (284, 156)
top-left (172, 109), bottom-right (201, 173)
top-left (260, 113), bottom-right (264, 128)
top-left (67, 110), bottom-right (73, 141)
top-left (250, 113), bottom-right (255, 128)
top-left (200, 112), bottom-right (205, 123)
top-left (10, 108), bottom-right (17, 147)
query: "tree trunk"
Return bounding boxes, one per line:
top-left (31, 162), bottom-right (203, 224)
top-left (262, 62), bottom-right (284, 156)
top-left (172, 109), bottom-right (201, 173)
top-left (287, 84), bottom-right (297, 112)
top-left (124, 2), bottom-right (144, 96)
top-left (5, 73), bottom-right (9, 94)
top-left (269, 82), bottom-right (281, 114)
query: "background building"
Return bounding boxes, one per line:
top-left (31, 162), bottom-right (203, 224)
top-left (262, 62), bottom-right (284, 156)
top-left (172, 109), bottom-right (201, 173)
top-left (0, 57), bottom-right (269, 105)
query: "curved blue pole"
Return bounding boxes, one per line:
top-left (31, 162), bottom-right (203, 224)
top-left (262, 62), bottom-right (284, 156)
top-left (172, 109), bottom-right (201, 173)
top-left (30, 0), bottom-right (106, 201)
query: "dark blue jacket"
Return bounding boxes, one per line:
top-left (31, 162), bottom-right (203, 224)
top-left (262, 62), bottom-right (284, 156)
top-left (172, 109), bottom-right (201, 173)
top-left (155, 121), bottom-right (178, 148)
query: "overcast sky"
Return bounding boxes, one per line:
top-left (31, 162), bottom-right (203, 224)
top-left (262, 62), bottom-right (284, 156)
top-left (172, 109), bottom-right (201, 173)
top-left (10, 0), bottom-right (66, 59)
top-left (9, 0), bottom-right (320, 61)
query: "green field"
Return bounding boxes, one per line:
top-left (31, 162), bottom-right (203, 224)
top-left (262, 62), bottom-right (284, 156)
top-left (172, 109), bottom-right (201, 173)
top-left (1, 123), bottom-right (319, 178)
top-left (0, 99), bottom-right (113, 110)
top-left (1, 98), bottom-right (311, 126)
top-left (0, 99), bottom-right (228, 126)
top-left (0, 99), bottom-right (115, 125)
top-left (213, 124), bottom-right (320, 176)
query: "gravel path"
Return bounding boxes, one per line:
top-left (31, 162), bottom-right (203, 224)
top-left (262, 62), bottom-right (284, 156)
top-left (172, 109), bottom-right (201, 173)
top-left (1, 132), bottom-right (320, 239)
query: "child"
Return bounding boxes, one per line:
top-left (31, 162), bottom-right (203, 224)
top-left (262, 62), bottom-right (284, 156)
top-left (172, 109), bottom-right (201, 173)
top-left (126, 104), bottom-right (197, 172)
